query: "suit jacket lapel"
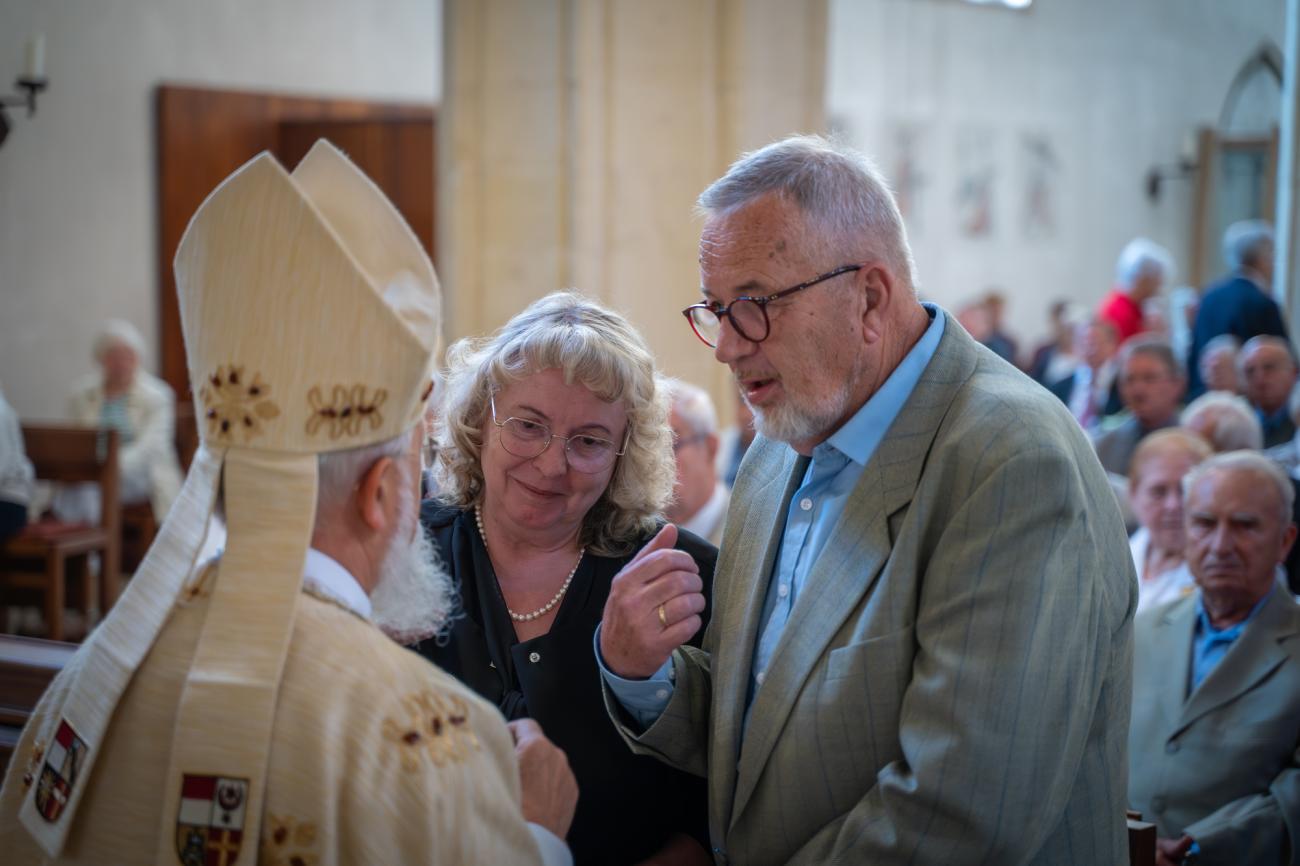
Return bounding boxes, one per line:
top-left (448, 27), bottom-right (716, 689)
top-left (1147, 599), bottom-right (1197, 733)
top-left (729, 316), bottom-right (978, 826)
top-left (709, 444), bottom-right (806, 836)
top-left (1176, 590), bottom-right (1300, 734)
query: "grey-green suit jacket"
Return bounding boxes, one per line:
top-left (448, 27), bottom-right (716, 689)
top-left (1129, 589), bottom-right (1300, 865)
top-left (606, 316), bottom-right (1136, 864)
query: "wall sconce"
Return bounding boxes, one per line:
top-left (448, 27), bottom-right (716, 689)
top-left (1145, 133), bottom-right (1198, 202)
top-left (0, 36), bottom-right (49, 149)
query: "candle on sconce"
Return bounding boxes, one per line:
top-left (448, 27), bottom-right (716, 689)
top-left (23, 35), bottom-right (46, 80)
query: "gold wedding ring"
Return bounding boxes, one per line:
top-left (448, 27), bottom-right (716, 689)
top-left (657, 603), bottom-right (668, 628)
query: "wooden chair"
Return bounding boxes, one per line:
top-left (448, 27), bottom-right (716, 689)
top-left (0, 634), bottom-right (76, 776)
top-left (1127, 810), bottom-right (1156, 866)
top-left (0, 426), bottom-right (120, 641)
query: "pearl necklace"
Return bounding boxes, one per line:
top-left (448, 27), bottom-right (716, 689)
top-left (475, 506), bottom-right (584, 623)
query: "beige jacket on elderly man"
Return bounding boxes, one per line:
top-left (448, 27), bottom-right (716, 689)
top-left (67, 368), bottom-right (184, 519)
top-left (0, 141), bottom-right (551, 865)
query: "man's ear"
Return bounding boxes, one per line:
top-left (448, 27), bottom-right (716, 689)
top-left (1279, 521), bottom-right (1298, 565)
top-left (704, 433), bottom-right (720, 463)
top-left (861, 266), bottom-right (893, 343)
top-left (355, 456), bottom-right (399, 533)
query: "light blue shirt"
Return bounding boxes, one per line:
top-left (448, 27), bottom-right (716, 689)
top-left (1190, 586), bottom-right (1272, 692)
top-left (599, 305), bottom-right (946, 729)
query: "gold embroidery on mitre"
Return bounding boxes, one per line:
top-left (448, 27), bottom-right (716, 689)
top-left (262, 814), bottom-right (319, 866)
top-left (305, 385), bottom-right (388, 439)
top-left (20, 739), bottom-right (45, 790)
top-left (200, 365), bottom-right (281, 443)
top-left (382, 691), bottom-right (480, 771)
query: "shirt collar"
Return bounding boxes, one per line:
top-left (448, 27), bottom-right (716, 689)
top-left (1195, 584), bottom-right (1273, 638)
top-left (820, 304), bottom-right (946, 467)
top-left (302, 548), bottom-right (372, 618)
top-left (682, 482), bottom-right (729, 539)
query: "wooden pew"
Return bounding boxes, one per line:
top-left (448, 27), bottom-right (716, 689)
top-left (1127, 810), bottom-right (1156, 866)
top-left (0, 426), bottom-right (121, 640)
top-left (0, 635), bottom-right (77, 776)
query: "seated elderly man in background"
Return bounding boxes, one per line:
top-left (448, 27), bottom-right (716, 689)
top-left (1239, 335), bottom-right (1299, 449)
top-left (1198, 334), bottom-right (1241, 395)
top-left (1048, 316), bottom-right (1123, 430)
top-left (1129, 450), bottom-right (1300, 866)
top-left (57, 319), bottom-right (183, 523)
top-left (664, 379), bottom-right (729, 545)
top-left (1128, 430), bottom-right (1212, 613)
top-left (1181, 391), bottom-right (1264, 454)
top-left (1094, 336), bottom-right (1185, 476)
top-left (1098, 237), bottom-right (1175, 344)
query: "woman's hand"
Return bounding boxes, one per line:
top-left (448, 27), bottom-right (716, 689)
top-left (600, 524), bottom-right (707, 679)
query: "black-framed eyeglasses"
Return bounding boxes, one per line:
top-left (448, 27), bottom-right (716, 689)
top-left (489, 395), bottom-right (630, 474)
top-left (681, 264), bottom-right (862, 348)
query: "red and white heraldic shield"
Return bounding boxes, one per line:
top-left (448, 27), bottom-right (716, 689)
top-left (33, 718), bottom-right (88, 823)
top-left (174, 774), bottom-right (249, 866)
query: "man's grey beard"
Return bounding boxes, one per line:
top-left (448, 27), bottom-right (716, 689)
top-left (370, 497), bottom-right (456, 644)
top-left (747, 377), bottom-right (859, 446)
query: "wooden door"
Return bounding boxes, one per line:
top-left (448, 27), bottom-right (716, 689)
top-left (155, 85), bottom-right (435, 398)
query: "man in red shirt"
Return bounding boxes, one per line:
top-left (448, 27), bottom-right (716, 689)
top-left (1098, 238), bottom-right (1174, 343)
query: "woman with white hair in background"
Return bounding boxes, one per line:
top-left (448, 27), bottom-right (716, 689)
top-left (415, 292), bottom-right (713, 866)
top-left (57, 319), bottom-right (183, 523)
top-left (1128, 429), bottom-right (1212, 613)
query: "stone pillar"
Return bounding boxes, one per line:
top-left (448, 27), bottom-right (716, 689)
top-left (439, 0), bottom-right (827, 405)
top-left (1279, 0), bottom-right (1300, 326)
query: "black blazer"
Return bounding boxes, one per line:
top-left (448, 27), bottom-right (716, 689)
top-left (1187, 274), bottom-right (1290, 397)
top-left (1046, 369), bottom-right (1123, 419)
top-left (413, 503), bottom-right (715, 866)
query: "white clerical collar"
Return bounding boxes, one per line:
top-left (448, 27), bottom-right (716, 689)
top-left (682, 482), bottom-right (729, 540)
top-left (302, 548), bottom-right (372, 619)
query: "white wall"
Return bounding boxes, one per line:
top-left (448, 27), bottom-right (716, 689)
top-left (0, 0), bottom-right (440, 419)
top-left (827, 0), bottom-right (1286, 353)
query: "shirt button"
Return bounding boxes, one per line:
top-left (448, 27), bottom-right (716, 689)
top-left (800, 498), bottom-right (813, 511)
top-left (1165, 741), bottom-right (1180, 754)
top-left (778, 584), bottom-right (790, 598)
top-left (528, 652), bottom-right (541, 664)
top-left (755, 671), bottom-right (766, 685)
top-left (655, 689), bottom-right (669, 700)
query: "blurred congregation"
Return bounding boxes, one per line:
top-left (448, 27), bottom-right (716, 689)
top-left (2, 1), bottom-right (1300, 865)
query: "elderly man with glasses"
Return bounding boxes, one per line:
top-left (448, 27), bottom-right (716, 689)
top-left (597, 135), bottom-right (1136, 865)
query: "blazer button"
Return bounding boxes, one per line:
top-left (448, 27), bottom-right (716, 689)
top-left (1165, 741), bottom-right (1180, 754)
top-left (529, 652), bottom-right (541, 663)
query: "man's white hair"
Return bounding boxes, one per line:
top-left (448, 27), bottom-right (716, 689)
top-left (1183, 449), bottom-right (1294, 525)
top-left (316, 432), bottom-right (411, 517)
top-left (93, 318), bottom-right (147, 363)
top-left (697, 134), bottom-right (916, 293)
top-left (1223, 219), bottom-right (1275, 272)
top-left (1115, 238), bottom-right (1174, 291)
top-left (663, 377), bottom-right (718, 437)
top-left (1180, 392), bottom-right (1264, 451)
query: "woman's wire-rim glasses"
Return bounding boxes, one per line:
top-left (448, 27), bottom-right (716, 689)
top-left (489, 395), bottom-right (629, 473)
